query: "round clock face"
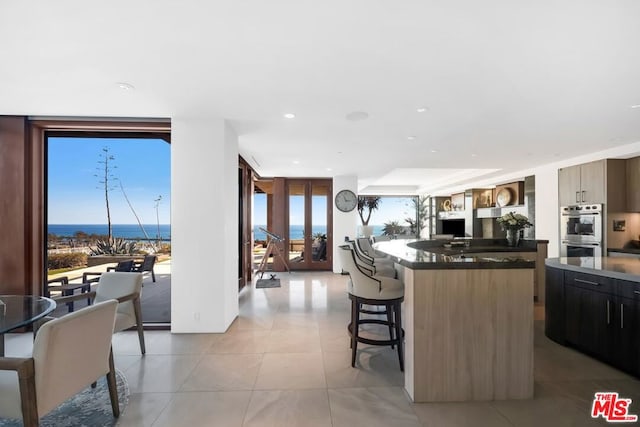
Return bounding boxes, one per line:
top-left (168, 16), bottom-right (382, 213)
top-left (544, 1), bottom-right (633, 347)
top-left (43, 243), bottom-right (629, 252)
top-left (335, 189), bottom-right (357, 212)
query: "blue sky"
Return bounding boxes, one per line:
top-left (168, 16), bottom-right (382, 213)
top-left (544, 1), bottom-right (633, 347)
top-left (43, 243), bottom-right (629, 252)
top-left (48, 137), bottom-right (171, 224)
top-left (254, 195), bottom-right (415, 226)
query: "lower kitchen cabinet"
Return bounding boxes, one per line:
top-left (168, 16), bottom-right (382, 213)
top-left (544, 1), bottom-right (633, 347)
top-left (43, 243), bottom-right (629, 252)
top-left (546, 265), bottom-right (640, 377)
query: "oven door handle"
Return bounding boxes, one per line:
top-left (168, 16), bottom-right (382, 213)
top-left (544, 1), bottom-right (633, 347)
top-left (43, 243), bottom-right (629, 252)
top-left (561, 241), bottom-right (601, 247)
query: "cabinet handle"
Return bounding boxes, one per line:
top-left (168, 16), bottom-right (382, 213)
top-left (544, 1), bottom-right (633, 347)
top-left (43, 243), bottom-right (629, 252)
top-left (576, 191), bottom-right (580, 203)
top-left (575, 278), bottom-right (599, 286)
top-left (621, 303), bottom-right (624, 329)
top-left (607, 300), bottom-right (611, 325)
top-left (582, 190), bottom-right (586, 203)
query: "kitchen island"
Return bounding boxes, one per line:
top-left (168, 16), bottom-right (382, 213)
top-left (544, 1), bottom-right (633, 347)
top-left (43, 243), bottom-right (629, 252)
top-left (545, 256), bottom-right (640, 377)
top-left (374, 238), bottom-right (548, 402)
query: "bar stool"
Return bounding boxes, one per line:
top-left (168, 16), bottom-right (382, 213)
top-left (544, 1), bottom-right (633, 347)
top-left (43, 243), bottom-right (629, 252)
top-left (338, 245), bottom-right (404, 371)
top-left (347, 240), bottom-right (396, 278)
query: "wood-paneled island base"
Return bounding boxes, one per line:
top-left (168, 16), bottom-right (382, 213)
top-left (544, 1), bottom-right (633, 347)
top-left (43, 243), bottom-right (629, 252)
top-left (375, 239), bottom-right (542, 402)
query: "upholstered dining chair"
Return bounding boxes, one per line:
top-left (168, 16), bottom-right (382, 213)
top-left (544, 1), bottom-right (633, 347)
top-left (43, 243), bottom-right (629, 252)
top-left (356, 237), bottom-right (390, 260)
top-left (338, 245), bottom-right (405, 371)
top-left (0, 300), bottom-right (119, 427)
top-left (44, 272), bottom-right (146, 355)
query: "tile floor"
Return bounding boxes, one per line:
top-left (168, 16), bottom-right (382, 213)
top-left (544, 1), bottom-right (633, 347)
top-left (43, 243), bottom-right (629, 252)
top-left (5, 271), bottom-right (640, 426)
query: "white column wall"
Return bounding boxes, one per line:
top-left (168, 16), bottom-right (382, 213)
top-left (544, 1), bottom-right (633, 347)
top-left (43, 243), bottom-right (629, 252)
top-left (171, 117), bottom-right (239, 333)
top-left (332, 175), bottom-right (358, 273)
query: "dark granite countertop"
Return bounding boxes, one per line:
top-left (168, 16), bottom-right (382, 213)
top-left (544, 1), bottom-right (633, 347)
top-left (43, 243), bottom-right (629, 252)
top-left (373, 239), bottom-right (543, 270)
top-left (608, 248), bottom-right (640, 255)
top-left (545, 257), bottom-right (640, 282)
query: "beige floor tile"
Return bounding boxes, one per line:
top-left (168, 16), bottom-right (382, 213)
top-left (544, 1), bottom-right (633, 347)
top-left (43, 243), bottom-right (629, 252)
top-left (266, 328), bottom-right (322, 353)
top-left (412, 401), bottom-right (512, 427)
top-left (323, 349), bottom-right (404, 388)
top-left (328, 387), bottom-right (421, 427)
top-left (116, 392), bottom-right (173, 427)
top-left (124, 354), bottom-right (201, 393)
top-left (180, 354), bottom-right (263, 391)
top-left (243, 389), bottom-right (332, 427)
top-left (208, 329), bottom-right (271, 354)
top-left (254, 353), bottom-right (326, 390)
top-left (151, 391), bottom-right (252, 427)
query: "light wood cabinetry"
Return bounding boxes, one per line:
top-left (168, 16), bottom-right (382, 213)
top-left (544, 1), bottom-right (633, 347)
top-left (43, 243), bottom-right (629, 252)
top-left (558, 160), bottom-right (605, 206)
top-left (558, 159), bottom-right (626, 211)
top-left (626, 156), bottom-right (640, 211)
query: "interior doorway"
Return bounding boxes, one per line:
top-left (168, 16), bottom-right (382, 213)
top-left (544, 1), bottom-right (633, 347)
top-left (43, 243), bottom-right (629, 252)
top-left (286, 179), bottom-right (332, 270)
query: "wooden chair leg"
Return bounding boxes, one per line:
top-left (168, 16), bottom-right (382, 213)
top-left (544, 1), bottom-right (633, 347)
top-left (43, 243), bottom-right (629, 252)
top-left (351, 298), bottom-right (360, 368)
top-left (394, 302), bottom-right (404, 372)
top-left (133, 298), bottom-right (146, 354)
top-left (106, 347), bottom-right (120, 417)
top-left (17, 360), bottom-right (38, 427)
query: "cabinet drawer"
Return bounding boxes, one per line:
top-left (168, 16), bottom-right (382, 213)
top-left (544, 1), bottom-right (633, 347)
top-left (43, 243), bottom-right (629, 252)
top-left (564, 271), bottom-right (615, 294)
top-left (616, 279), bottom-right (640, 300)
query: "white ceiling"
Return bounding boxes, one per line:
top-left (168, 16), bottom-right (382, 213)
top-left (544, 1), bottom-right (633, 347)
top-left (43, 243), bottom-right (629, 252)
top-left (1, 1), bottom-right (639, 194)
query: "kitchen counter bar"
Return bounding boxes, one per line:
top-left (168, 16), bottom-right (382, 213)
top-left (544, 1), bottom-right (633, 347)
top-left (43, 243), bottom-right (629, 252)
top-left (374, 239), bottom-right (547, 402)
top-left (545, 256), bottom-right (640, 282)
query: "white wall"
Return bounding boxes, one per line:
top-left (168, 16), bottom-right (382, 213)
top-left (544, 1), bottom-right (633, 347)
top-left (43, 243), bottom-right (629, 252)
top-left (171, 117), bottom-right (239, 333)
top-left (332, 175), bottom-right (358, 272)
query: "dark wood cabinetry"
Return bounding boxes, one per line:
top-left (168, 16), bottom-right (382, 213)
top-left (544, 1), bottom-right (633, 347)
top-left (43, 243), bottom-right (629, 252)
top-left (546, 265), bottom-right (640, 376)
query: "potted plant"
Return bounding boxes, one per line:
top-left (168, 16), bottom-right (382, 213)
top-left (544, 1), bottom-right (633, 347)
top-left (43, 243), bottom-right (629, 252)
top-left (496, 211), bottom-right (533, 247)
top-left (357, 196), bottom-right (381, 237)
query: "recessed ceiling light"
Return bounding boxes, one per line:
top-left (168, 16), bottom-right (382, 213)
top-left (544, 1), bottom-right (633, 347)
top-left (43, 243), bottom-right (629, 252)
top-left (407, 136), bottom-right (417, 140)
top-left (292, 160), bottom-right (300, 164)
top-left (631, 105), bottom-right (640, 109)
top-left (471, 153), bottom-right (477, 157)
top-left (431, 149), bottom-right (438, 153)
top-left (283, 113), bottom-right (296, 119)
top-left (116, 82), bottom-right (135, 91)
top-left (416, 107), bottom-right (428, 113)
top-left (345, 111), bottom-right (369, 121)
top-left (326, 168), bottom-right (332, 171)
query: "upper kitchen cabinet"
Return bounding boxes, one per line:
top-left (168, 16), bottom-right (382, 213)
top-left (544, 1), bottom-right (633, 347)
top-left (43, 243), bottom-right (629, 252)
top-left (626, 157), bottom-right (640, 211)
top-left (558, 160), bottom-right (604, 206)
top-left (558, 159), bottom-right (625, 210)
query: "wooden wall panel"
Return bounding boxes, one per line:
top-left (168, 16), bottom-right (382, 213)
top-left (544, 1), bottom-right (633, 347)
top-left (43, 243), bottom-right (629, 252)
top-left (0, 116), bottom-right (31, 294)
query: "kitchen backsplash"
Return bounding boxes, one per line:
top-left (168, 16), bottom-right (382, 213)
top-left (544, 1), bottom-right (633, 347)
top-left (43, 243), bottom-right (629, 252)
top-left (607, 212), bottom-right (640, 249)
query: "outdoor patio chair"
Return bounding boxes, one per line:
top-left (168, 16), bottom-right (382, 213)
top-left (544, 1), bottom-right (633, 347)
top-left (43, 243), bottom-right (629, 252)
top-left (0, 300), bottom-right (120, 426)
top-left (132, 255), bottom-right (157, 282)
top-left (45, 276), bottom-right (91, 312)
top-left (82, 260), bottom-right (135, 285)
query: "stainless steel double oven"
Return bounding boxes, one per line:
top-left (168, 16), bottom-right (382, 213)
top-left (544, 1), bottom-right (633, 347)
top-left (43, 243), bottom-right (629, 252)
top-left (560, 204), bottom-right (603, 257)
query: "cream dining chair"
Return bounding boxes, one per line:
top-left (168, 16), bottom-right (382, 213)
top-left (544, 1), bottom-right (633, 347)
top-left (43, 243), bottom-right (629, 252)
top-left (0, 300), bottom-right (119, 426)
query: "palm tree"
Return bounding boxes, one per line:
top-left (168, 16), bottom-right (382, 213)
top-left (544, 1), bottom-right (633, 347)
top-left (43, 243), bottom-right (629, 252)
top-left (357, 196), bottom-right (381, 226)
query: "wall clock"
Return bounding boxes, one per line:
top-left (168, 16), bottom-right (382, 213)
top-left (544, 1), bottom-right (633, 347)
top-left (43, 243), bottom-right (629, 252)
top-left (335, 189), bottom-right (357, 212)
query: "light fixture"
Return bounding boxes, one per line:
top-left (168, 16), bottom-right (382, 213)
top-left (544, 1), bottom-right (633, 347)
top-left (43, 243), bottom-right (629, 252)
top-left (631, 105), bottom-right (640, 109)
top-left (416, 107), bottom-right (428, 113)
top-left (283, 113), bottom-right (296, 119)
top-left (471, 153), bottom-right (477, 157)
top-left (407, 136), bottom-right (417, 141)
top-left (326, 168), bottom-right (333, 171)
top-left (116, 82), bottom-right (135, 91)
top-left (292, 160), bottom-right (300, 164)
top-left (431, 149), bottom-right (438, 153)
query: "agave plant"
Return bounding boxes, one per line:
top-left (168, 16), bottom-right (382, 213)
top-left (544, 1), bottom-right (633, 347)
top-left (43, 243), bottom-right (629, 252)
top-left (90, 238), bottom-right (137, 255)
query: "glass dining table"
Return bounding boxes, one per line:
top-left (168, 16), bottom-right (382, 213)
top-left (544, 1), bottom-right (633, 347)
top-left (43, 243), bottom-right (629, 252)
top-left (0, 295), bottom-right (56, 356)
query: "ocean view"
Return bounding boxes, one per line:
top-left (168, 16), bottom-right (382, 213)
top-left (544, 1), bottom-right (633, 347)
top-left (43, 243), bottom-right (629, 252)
top-left (48, 224), bottom-right (171, 240)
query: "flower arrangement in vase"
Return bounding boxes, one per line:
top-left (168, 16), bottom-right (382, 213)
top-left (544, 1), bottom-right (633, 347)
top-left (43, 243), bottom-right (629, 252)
top-left (496, 211), bottom-right (533, 247)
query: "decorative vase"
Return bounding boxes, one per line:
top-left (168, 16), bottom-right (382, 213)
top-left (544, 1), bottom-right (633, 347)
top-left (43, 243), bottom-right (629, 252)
top-left (360, 225), bottom-right (373, 238)
top-left (506, 228), bottom-right (520, 247)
